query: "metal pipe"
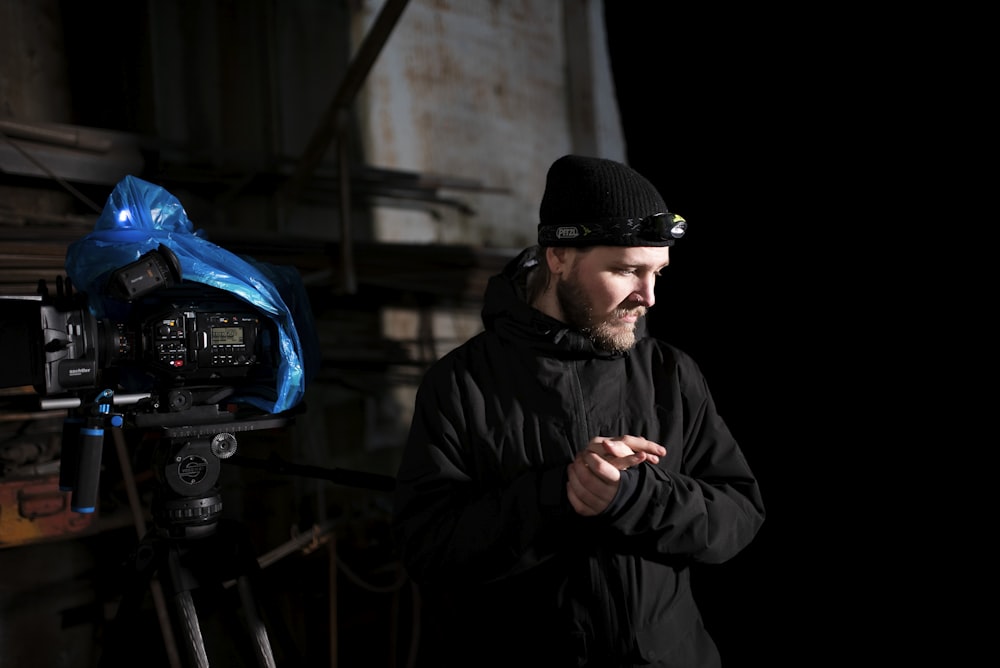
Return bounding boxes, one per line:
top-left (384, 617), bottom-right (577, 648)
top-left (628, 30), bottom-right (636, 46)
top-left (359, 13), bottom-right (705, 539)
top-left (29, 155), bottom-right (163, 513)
top-left (282, 0), bottom-right (412, 209)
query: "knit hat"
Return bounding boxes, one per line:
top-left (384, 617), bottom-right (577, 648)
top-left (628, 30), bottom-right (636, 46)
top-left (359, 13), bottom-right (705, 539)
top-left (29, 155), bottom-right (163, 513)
top-left (537, 154), bottom-right (686, 247)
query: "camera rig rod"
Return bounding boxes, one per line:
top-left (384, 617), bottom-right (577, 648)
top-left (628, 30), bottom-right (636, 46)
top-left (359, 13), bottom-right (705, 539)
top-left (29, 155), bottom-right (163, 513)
top-left (41, 392), bottom-right (151, 411)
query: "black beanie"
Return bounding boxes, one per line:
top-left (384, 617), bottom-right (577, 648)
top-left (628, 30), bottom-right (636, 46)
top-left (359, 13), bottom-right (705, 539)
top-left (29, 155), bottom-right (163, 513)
top-left (537, 154), bottom-right (686, 247)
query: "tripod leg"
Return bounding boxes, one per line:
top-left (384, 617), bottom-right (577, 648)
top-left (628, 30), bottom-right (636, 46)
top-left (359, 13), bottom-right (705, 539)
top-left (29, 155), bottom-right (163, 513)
top-left (163, 524), bottom-right (283, 668)
top-left (172, 589), bottom-right (211, 668)
top-left (110, 427), bottom-right (183, 668)
top-left (99, 540), bottom-right (173, 668)
top-left (150, 579), bottom-right (184, 668)
top-left (236, 575), bottom-right (277, 668)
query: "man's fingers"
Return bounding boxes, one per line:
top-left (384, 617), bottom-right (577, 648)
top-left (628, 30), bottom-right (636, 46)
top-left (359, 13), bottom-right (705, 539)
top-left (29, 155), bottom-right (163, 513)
top-left (582, 452), bottom-right (620, 481)
top-left (618, 435), bottom-right (666, 458)
top-left (592, 436), bottom-right (666, 464)
top-left (567, 457), bottom-right (618, 515)
top-left (567, 463), bottom-right (601, 515)
top-left (596, 438), bottom-right (633, 458)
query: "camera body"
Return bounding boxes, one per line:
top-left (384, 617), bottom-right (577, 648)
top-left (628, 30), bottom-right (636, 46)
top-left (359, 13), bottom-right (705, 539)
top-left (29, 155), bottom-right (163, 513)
top-left (136, 303), bottom-right (264, 383)
top-left (34, 288), bottom-right (274, 400)
top-left (3, 271), bottom-right (279, 420)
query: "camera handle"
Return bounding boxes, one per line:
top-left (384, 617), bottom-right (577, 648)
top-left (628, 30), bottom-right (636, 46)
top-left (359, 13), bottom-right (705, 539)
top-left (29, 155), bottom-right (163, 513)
top-left (58, 388), bottom-right (119, 513)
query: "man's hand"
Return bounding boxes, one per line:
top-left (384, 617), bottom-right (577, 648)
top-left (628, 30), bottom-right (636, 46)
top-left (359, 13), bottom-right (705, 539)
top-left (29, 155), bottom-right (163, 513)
top-left (567, 435), bottom-right (665, 516)
top-left (586, 435), bottom-right (664, 469)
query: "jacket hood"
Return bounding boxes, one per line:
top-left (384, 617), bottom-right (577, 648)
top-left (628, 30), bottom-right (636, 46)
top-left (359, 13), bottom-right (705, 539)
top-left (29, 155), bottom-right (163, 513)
top-left (481, 246), bottom-right (645, 359)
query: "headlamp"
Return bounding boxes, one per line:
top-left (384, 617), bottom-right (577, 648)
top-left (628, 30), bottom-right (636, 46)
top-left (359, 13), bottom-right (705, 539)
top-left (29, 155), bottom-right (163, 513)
top-left (638, 212), bottom-right (687, 242)
top-left (538, 212), bottom-right (687, 247)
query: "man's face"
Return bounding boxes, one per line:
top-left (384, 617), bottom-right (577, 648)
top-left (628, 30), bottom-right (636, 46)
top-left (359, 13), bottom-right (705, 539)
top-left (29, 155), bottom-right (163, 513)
top-left (554, 245), bottom-right (671, 352)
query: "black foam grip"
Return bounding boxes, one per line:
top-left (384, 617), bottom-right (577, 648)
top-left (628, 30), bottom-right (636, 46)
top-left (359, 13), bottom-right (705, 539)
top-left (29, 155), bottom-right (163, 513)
top-left (71, 425), bottom-right (104, 513)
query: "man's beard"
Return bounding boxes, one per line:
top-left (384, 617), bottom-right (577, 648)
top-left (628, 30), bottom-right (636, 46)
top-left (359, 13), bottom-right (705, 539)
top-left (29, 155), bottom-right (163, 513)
top-left (556, 271), bottom-right (646, 352)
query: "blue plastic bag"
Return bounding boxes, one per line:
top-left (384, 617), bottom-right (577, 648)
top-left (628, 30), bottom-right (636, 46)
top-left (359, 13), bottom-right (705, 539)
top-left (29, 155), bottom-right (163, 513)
top-left (65, 175), bottom-right (318, 414)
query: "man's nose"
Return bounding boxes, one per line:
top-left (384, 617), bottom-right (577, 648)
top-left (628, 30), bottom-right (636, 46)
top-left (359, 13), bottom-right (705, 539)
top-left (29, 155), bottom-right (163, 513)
top-left (633, 275), bottom-right (656, 307)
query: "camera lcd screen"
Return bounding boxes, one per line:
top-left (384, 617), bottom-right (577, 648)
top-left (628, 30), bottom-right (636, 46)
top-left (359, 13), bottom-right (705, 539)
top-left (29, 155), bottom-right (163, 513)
top-left (211, 326), bottom-right (244, 345)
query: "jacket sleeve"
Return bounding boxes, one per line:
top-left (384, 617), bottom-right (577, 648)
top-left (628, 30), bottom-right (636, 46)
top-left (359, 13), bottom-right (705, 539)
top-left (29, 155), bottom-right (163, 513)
top-left (391, 365), bottom-right (573, 586)
top-left (603, 361), bottom-right (765, 564)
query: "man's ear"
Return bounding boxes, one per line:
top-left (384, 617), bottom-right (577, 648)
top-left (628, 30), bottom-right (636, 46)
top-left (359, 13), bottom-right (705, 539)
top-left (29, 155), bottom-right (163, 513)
top-left (546, 246), bottom-right (572, 275)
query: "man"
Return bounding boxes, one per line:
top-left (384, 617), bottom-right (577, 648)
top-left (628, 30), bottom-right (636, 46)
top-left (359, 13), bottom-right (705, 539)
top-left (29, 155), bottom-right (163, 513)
top-left (392, 154), bottom-right (765, 667)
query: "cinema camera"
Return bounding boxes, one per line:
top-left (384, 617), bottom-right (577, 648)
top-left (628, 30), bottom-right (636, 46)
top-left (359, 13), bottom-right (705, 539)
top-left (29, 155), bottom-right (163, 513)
top-left (4, 245), bottom-right (279, 412)
top-left (0, 243), bottom-right (298, 527)
top-left (11, 247), bottom-right (253, 389)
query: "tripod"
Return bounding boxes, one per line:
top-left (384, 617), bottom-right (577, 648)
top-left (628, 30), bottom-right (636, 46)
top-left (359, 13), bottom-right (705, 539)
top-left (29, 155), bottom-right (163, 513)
top-left (98, 421), bottom-right (289, 668)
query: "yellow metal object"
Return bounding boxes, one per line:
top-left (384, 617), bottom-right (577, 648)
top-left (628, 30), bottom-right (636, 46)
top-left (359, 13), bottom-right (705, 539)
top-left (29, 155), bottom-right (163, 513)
top-left (0, 475), bottom-right (94, 548)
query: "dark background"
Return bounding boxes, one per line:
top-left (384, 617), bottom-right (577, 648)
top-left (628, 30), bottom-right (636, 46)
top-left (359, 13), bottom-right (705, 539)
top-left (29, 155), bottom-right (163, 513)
top-left (604, 6), bottom-right (859, 664)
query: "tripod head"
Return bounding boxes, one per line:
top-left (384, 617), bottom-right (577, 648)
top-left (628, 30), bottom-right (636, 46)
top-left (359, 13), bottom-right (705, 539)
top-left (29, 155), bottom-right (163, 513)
top-left (51, 383), bottom-right (298, 537)
top-left (55, 385), bottom-right (395, 541)
top-left (148, 410), bottom-right (292, 540)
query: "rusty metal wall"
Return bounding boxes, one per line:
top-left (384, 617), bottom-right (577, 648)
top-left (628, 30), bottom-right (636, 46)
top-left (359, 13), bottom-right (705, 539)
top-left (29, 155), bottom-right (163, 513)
top-left (351, 0), bottom-right (624, 248)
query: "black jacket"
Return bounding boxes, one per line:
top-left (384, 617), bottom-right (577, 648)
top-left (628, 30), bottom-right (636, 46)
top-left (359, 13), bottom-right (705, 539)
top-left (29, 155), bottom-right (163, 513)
top-left (392, 248), bottom-right (765, 667)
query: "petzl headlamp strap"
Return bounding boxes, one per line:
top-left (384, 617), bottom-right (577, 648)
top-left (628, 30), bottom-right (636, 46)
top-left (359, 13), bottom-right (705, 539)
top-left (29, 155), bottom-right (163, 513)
top-left (538, 212), bottom-right (687, 247)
